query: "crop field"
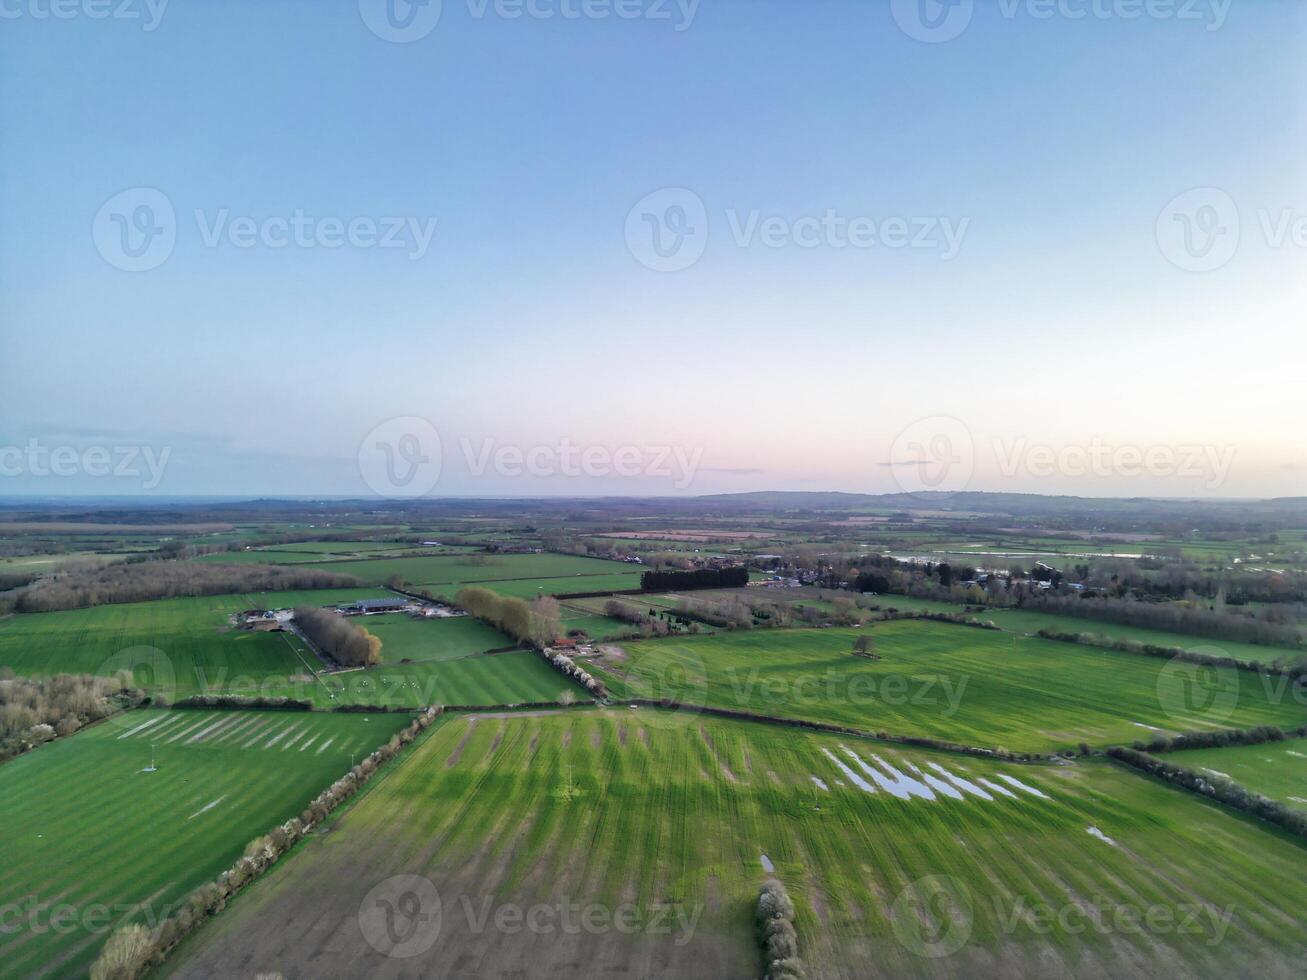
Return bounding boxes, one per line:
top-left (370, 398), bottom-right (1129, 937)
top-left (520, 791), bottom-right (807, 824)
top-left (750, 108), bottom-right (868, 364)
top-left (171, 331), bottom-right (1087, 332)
top-left (361, 614), bottom-right (514, 663)
top-left (262, 651), bottom-right (577, 708)
top-left (166, 711), bottom-right (1307, 979)
top-left (282, 553), bottom-right (643, 590)
top-left (1165, 738), bottom-right (1307, 810)
top-left (979, 608), bottom-right (1305, 666)
top-left (586, 621), bottom-right (1307, 753)
top-left (0, 708), bottom-right (413, 980)
top-left (0, 589), bottom-right (388, 696)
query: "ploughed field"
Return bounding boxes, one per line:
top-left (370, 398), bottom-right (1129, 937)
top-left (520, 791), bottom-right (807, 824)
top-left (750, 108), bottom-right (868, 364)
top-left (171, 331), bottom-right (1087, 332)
top-left (0, 708), bottom-right (413, 980)
top-left (586, 621), bottom-right (1307, 754)
top-left (165, 711), bottom-right (1307, 980)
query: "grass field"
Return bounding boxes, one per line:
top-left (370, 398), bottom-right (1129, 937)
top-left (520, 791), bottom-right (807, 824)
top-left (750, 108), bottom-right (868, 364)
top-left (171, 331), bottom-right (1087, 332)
top-left (282, 553), bottom-right (643, 591)
top-left (1164, 738), bottom-right (1307, 810)
top-left (361, 614), bottom-right (514, 664)
top-left (260, 651), bottom-right (579, 708)
top-left (980, 608), bottom-right (1305, 666)
top-left (0, 708), bottom-right (413, 980)
top-left (0, 589), bottom-right (388, 697)
top-left (586, 621), bottom-right (1307, 753)
top-left (166, 710), bottom-right (1307, 979)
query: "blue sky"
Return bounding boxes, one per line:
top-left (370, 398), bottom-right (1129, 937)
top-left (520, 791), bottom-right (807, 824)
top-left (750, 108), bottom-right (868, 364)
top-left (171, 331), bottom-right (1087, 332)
top-left (1, 0), bottom-right (1303, 498)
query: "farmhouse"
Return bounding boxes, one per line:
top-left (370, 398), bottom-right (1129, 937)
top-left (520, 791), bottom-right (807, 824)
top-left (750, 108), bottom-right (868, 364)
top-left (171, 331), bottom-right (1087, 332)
top-left (342, 597), bottom-right (408, 614)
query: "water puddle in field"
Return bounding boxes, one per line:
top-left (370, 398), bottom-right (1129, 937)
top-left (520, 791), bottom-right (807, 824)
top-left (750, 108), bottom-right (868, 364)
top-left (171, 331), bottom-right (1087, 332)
top-left (1202, 768), bottom-right (1231, 779)
top-left (925, 762), bottom-right (992, 801)
top-left (188, 795), bottom-right (228, 820)
top-left (760, 854), bottom-right (775, 872)
top-left (996, 773), bottom-right (1050, 799)
top-left (315, 737), bottom-right (336, 755)
top-left (839, 748), bottom-right (913, 800)
top-left (299, 735), bottom-right (319, 752)
top-left (1289, 797), bottom-right (1307, 805)
top-left (1132, 722), bottom-right (1163, 731)
top-left (810, 776), bottom-right (829, 792)
top-left (1086, 826), bottom-right (1116, 846)
top-left (905, 761), bottom-right (963, 800)
top-left (819, 747), bottom-right (876, 793)
top-left (867, 752), bottom-right (936, 800)
top-left (977, 777), bottom-right (1018, 800)
top-left (1286, 751), bottom-right (1307, 759)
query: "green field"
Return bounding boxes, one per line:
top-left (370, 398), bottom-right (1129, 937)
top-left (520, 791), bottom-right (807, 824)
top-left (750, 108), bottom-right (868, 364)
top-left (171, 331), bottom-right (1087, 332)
top-left (166, 711), bottom-right (1307, 979)
top-left (587, 621), bottom-right (1307, 753)
top-left (1164, 738), bottom-right (1307, 810)
top-left (980, 607), bottom-right (1306, 666)
top-left (0, 589), bottom-right (388, 697)
top-left (281, 553), bottom-right (643, 590)
top-left (0, 708), bottom-right (413, 980)
top-left (262, 651), bottom-right (579, 708)
top-left (362, 613), bottom-right (515, 664)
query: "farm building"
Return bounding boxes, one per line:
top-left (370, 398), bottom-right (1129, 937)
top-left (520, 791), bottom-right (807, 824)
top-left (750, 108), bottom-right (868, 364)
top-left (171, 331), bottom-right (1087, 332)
top-left (343, 597), bottom-right (408, 614)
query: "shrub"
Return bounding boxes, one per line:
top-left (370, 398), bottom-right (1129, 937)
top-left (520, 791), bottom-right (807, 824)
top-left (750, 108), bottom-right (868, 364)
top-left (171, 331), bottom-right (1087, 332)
top-left (90, 924), bottom-right (155, 980)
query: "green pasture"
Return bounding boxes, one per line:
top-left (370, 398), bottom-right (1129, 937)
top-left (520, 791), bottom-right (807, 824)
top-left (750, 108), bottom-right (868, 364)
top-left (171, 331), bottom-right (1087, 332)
top-left (0, 708), bottom-right (412, 980)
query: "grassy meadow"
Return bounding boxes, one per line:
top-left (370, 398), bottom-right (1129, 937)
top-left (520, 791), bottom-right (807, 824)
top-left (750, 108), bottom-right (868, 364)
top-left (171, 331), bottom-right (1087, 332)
top-left (1165, 738), bottom-right (1307, 810)
top-left (587, 621), bottom-right (1307, 753)
top-left (0, 708), bottom-right (413, 980)
top-left (0, 589), bottom-right (387, 697)
top-left (361, 613), bottom-right (515, 664)
top-left (166, 711), bottom-right (1307, 979)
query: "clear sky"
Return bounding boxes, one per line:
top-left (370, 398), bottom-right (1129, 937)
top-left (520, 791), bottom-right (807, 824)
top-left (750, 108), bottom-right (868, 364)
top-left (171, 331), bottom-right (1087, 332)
top-left (1, 0), bottom-right (1303, 498)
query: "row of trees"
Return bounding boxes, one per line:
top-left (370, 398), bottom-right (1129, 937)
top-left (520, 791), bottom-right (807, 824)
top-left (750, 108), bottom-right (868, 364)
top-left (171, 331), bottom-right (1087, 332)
top-left (0, 670), bottom-right (142, 761)
top-left (757, 879), bottom-right (805, 979)
top-left (538, 648), bottom-right (603, 697)
top-left (454, 587), bottom-right (560, 648)
top-left (91, 706), bottom-right (443, 980)
top-left (294, 607), bottom-right (382, 668)
top-left (1022, 593), bottom-right (1303, 649)
top-left (1130, 723), bottom-right (1307, 754)
top-left (11, 560), bottom-right (362, 614)
top-left (640, 566), bottom-right (749, 592)
top-left (1108, 745), bottom-right (1307, 840)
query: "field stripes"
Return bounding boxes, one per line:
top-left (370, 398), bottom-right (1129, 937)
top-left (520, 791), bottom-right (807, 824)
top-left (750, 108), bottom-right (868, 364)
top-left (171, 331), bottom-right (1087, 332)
top-left (0, 709), bottom-right (414, 980)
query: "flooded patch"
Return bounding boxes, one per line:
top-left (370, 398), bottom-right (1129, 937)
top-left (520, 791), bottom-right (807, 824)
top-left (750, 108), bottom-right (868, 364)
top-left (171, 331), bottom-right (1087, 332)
top-left (925, 762), bottom-right (992, 801)
top-left (906, 761), bottom-right (963, 800)
top-left (1286, 751), bottom-right (1307, 759)
top-left (1289, 796), bottom-right (1307, 805)
top-left (996, 773), bottom-right (1050, 800)
top-left (1132, 722), bottom-right (1163, 732)
top-left (840, 747), bottom-right (915, 800)
top-left (188, 795), bottom-right (228, 820)
top-left (976, 777), bottom-right (1018, 800)
top-left (117, 715), bottom-right (167, 740)
top-left (868, 752), bottom-right (936, 800)
top-left (819, 747), bottom-right (876, 794)
top-left (810, 776), bottom-right (830, 792)
top-left (760, 854), bottom-right (775, 872)
top-left (1086, 826), bottom-right (1116, 846)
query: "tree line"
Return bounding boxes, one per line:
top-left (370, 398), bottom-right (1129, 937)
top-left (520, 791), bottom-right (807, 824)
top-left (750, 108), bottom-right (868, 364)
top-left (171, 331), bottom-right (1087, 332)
top-left (0, 670), bottom-right (143, 762)
top-left (455, 586), bottom-right (560, 648)
top-left (8, 561), bottom-right (362, 614)
top-left (294, 607), bottom-right (382, 668)
top-left (639, 566), bottom-right (749, 592)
